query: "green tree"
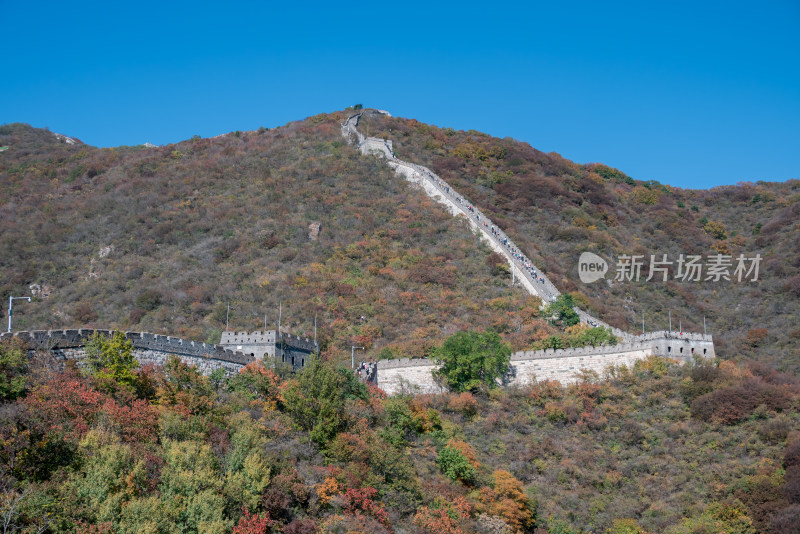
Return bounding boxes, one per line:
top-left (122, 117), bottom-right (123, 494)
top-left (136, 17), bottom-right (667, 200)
top-left (703, 220), bottom-right (728, 240)
top-left (545, 294), bottom-right (580, 327)
top-left (431, 330), bottom-right (511, 393)
top-left (221, 412), bottom-right (271, 514)
top-left (571, 326), bottom-right (617, 347)
top-left (84, 331), bottom-right (139, 392)
top-left (0, 338), bottom-right (28, 400)
top-left (157, 439), bottom-right (230, 533)
top-left (157, 355), bottom-right (216, 415)
top-left (606, 518), bottom-right (649, 533)
top-left (69, 430), bottom-right (147, 525)
top-left (436, 445), bottom-right (476, 484)
top-left (282, 356), bottom-right (368, 447)
top-left (672, 502), bottom-right (754, 534)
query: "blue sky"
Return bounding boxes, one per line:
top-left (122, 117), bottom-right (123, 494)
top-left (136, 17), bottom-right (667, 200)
top-left (2, 0), bottom-right (797, 189)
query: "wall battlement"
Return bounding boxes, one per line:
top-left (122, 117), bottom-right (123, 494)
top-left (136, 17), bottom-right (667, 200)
top-left (220, 330), bottom-right (318, 352)
top-left (218, 330), bottom-right (318, 371)
top-left (1, 329), bottom-right (251, 363)
top-left (221, 330), bottom-right (278, 344)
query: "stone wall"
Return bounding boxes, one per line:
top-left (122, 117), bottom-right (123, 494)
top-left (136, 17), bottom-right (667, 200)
top-left (375, 333), bottom-right (715, 395)
top-left (360, 137), bottom-right (393, 157)
top-left (509, 346), bottom-right (654, 387)
top-left (377, 358), bottom-right (444, 395)
top-left (1, 329), bottom-right (253, 376)
top-left (53, 347), bottom-right (248, 376)
top-left (1, 328), bottom-right (323, 376)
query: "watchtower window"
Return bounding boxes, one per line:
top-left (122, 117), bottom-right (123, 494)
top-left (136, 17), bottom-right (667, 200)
top-left (703, 348), bottom-right (707, 354)
top-left (292, 356), bottom-right (295, 366)
top-left (301, 358), bottom-right (305, 367)
top-left (668, 346), bottom-right (671, 352)
top-left (680, 347), bottom-right (683, 353)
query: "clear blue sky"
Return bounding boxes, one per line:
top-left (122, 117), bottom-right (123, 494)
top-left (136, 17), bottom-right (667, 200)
top-left (2, 0), bottom-right (798, 189)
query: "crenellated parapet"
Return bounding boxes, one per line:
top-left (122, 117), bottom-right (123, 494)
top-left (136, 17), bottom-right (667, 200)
top-left (0, 329), bottom-right (254, 370)
top-left (218, 330), bottom-right (318, 371)
top-left (637, 330), bottom-right (712, 342)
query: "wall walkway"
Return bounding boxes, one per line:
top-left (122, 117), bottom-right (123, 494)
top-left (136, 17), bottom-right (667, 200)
top-left (343, 110), bottom-right (630, 340)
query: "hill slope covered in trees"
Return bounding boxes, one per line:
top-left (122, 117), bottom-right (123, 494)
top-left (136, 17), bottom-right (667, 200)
top-left (0, 338), bottom-right (799, 532)
top-left (1, 110), bottom-right (799, 533)
top-left (1, 109), bottom-right (798, 371)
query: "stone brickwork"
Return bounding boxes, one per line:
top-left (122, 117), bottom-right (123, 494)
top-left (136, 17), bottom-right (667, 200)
top-left (360, 137), bottom-right (393, 158)
top-left (53, 347), bottom-right (247, 376)
top-left (377, 358), bottom-right (444, 395)
top-left (0, 328), bottom-right (323, 376)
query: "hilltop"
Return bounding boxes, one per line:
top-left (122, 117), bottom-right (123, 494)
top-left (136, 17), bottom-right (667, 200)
top-left (0, 111), bottom-right (798, 370)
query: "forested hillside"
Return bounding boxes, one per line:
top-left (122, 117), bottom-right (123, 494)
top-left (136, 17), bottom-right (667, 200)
top-left (0, 115), bottom-right (555, 363)
top-left (2, 111), bottom-right (797, 370)
top-left (2, 110), bottom-right (799, 533)
top-left (1, 338), bottom-right (799, 532)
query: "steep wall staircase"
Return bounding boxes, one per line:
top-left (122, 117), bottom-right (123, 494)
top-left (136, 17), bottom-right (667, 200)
top-left (342, 109), bottom-right (633, 341)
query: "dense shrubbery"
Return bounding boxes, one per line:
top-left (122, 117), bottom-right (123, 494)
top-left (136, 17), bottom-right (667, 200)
top-left (1, 111), bottom-right (799, 530)
top-left (2, 112), bottom-right (798, 370)
top-left (1, 336), bottom-right (798, 532)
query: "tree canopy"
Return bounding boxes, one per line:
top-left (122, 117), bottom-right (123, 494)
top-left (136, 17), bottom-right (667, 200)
top-left (84, 330), bottom-right (139, 392)
top-left (545, 294), bottom-right (580, 327)
top-left (282, 356), bottom-right (368, 447)
top-left (431, 330), bottom-right (511, 393)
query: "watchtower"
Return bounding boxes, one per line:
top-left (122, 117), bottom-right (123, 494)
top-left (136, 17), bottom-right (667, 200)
top-left (219, 330), bottom-right (318, 371)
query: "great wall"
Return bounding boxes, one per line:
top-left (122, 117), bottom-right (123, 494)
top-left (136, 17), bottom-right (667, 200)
top-left (0, 328), bottom-right (317, 376)
top-left (341, 109), bottom-right (715, 394)
top-left (0, 109), bottom-right (716, 394)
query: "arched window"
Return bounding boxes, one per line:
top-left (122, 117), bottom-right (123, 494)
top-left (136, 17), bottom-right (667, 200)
top-left (668, 346), bottom-right (671, 352)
